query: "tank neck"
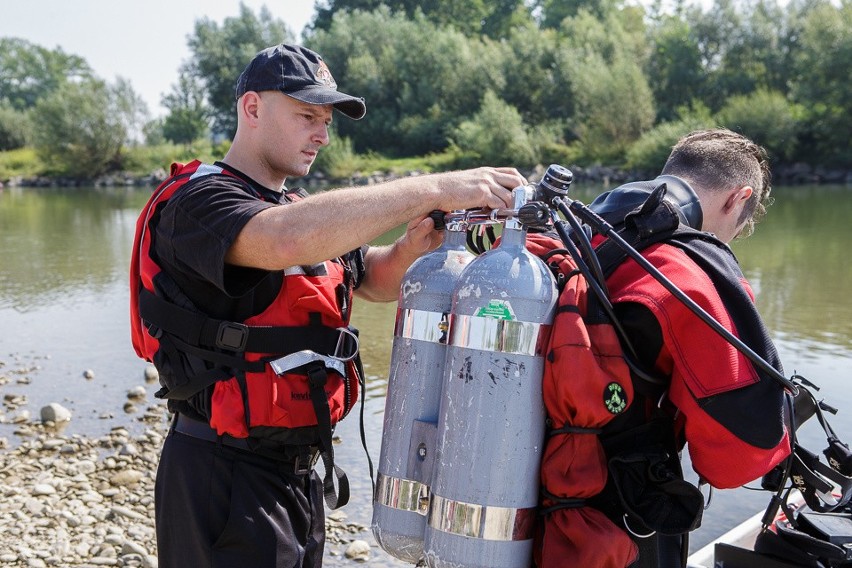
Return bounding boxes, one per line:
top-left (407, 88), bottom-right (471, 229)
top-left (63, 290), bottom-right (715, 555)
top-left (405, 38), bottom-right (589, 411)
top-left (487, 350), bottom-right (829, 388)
top-left (498, 226), bottom-right (527, 250)
top-left (443, 227), bottom-right (468, 250)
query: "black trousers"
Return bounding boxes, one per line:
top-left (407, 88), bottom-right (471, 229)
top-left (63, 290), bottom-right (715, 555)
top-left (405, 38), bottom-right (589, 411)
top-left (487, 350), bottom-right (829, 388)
top-left (155, 429), bottom-right (325, 568)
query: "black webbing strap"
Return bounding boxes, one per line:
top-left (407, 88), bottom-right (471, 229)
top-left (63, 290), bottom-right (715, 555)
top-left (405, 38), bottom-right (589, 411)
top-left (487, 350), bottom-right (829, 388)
top-left (140, 288), bottom-right (344, 354)
top-left (539, 486), bottom-right (588, 516)
top-left (306, 364), bottom-right (349, 510)
top-left (790, 445), bottom-right (852, 513)
top-left (548, 424), bottom-right (603, 436)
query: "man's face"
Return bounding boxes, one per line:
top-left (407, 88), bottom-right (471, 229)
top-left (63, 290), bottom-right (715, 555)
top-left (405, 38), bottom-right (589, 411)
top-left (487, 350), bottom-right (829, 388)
top-left (256, 91), bottom-right (333, 179)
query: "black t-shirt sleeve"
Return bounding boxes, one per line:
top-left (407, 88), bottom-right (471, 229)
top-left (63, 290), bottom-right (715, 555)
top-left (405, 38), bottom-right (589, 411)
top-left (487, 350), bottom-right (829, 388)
top-left (154, 175), bottom-right (277, 296)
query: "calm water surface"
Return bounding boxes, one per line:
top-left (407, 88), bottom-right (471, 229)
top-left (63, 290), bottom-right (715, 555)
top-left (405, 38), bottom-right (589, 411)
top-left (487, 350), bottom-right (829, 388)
top-left (0, 182), bottom-right (850, 564)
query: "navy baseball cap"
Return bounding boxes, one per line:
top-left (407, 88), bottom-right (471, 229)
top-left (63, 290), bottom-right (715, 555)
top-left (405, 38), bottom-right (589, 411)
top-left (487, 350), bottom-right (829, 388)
top-left (235, 44), bottom-right (366, 120)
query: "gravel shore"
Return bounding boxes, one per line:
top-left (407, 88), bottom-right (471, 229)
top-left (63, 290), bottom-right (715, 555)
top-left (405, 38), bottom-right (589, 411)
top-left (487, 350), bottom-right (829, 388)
top-left (0, 365), bottom-right (377, 567)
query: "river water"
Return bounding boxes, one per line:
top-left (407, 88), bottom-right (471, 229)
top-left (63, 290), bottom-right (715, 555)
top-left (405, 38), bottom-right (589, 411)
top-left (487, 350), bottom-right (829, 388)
top-left (0, 181), bottom-right (850, 564)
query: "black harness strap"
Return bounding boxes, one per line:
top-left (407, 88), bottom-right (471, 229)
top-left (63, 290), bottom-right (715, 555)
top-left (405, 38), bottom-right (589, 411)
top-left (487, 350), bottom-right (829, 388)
top-left (140, 288), bottom-right (346, 355)
top-left (306, 363), bottom-right (350, 509)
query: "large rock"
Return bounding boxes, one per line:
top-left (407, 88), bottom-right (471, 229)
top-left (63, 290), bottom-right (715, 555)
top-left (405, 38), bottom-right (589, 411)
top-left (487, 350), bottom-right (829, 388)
top-left (40, 403), bottom-right (72, 424)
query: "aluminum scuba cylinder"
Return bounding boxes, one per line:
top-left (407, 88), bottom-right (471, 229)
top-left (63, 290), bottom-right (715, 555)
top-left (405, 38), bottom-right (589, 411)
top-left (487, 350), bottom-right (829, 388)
top-left (372, 220), bottom-right (475, 563)
top-left (423, 187), bottom-right (559, 568)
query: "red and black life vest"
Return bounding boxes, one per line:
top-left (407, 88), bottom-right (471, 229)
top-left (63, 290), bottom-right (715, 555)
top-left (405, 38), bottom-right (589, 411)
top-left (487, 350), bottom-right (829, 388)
top-left (528, 182), bottom-right (791, 567)
top-left (130, 161), bottom-right (361, 505)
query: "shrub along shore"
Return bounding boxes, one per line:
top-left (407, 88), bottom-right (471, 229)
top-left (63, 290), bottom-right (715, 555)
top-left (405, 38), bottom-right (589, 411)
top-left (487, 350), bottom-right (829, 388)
top-left (2, 159), bottom-right (851, 191)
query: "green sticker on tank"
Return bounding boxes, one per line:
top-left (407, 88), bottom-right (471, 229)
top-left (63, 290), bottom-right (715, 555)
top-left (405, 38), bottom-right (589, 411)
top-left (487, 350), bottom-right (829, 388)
top-left (475, 299), bottom-right (516, 321)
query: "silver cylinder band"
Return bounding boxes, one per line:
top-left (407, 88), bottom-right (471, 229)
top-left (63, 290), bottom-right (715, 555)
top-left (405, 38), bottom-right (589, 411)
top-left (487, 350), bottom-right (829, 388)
top-left (394, 308), bottom-right (450, 345)
top-left (427, 494), bottom-right (536, 541)
top-left (449, 314), bottom-right (551, 356)
top-left (374, 472), bottom-right (430, 516)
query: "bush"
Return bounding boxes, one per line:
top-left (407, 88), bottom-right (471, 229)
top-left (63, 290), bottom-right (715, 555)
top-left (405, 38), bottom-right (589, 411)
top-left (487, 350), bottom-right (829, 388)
top-left (0, 147), bottom-right (42, 181)
top-left (715, 89), bottom-right (800, 162)
top-left (452, 91), bottom-right (537, 168)
top-left (30, 80), bottom-right (125, 178)
top-left (312, 135), bottom-right (360, 180)
top-left (0, 104), bottom-right (31, 151)
top-left (625, 105), bottom-right (714, 172)
top-left (121, 139), bottom-right (224, 177)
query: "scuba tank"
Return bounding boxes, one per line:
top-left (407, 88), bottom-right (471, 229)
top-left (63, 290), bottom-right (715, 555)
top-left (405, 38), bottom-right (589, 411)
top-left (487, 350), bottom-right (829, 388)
top-left (372, 219), bottom-right (475, 563)
top-left (423, 186), bottom-right (559, 568)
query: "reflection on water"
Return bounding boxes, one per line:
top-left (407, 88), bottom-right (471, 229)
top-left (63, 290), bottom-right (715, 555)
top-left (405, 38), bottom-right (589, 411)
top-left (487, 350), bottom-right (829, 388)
top-left (1, 182), bottom-right (851, 562)
top-left (0, 186), bottom-right (146, 312)
top-left (735, 185), bottom-right (852, 352)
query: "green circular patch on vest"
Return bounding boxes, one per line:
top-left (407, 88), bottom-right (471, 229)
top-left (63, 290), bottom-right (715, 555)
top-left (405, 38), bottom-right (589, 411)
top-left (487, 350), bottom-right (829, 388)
top-left (604, 382), bottom-right (627, 414)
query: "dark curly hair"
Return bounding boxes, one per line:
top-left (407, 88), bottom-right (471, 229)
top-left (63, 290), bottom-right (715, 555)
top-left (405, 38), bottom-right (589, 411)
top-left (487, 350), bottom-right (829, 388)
top-left (661, 128), bottom-right (772, 238)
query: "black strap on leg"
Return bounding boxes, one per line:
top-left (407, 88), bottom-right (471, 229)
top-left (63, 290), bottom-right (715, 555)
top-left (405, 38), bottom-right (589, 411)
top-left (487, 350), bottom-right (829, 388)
top-left (354, 353), bottom-right (375, 496)
top-left (236, 369), bottom-right (251, 431)
top-left (306, 363), bottom-right (349, 509)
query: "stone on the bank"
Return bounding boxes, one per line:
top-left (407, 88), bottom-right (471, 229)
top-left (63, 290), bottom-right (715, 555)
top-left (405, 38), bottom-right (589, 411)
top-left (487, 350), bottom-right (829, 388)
top-left (127, 386), bottom-right (146, 400)
top-left (119, 443), bottom-right (139, 456)
top-left (143, 365), bottom-right (159, 383)
top-left (11, 409), bottom-right (30, 423)
top-left (40, 403), bottom-right (72, 424)
top-left (344, 540), bottom-right (371, 562)
top-left (109, 470), bottom-right (144, 487)
top-left (327, 510), bottom-right (348, 522)
top-left (31, 483), bottom-right (56, 496)
top-left (83, 369), bottom-right (95, 379)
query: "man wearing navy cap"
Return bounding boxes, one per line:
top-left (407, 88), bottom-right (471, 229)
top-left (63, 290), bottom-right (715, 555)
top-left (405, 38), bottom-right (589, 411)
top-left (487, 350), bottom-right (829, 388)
top-left (130, 43), bottom-right (526, 568)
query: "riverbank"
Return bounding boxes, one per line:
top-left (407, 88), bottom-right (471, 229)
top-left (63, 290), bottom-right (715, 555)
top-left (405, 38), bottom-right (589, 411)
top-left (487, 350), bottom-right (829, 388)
top-left (2, 160), bottom-right (850, 190)
top-left (0, 363), bottom-right (377, 567)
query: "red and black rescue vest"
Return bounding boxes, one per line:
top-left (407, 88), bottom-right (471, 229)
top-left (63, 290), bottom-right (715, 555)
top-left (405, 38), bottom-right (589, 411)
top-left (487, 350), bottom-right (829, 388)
top-left (130, 162), bottom-right (361, 503)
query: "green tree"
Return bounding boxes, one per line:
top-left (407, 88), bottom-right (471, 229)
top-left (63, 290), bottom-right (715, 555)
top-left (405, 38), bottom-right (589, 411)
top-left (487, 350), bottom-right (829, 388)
top-left (790, 0), bottom-right (852, 166)
top-left (311, 0), bottom-right (531, 38)
top-left (112, 77), bottom-right (150, 143)
top-left (308, 8), bottom-right (498, 155)
top-left (161, 68), bottom-right (210, 144)
top-left (29, 80), bottom-right (127, 178)
top-left (536, 0), bottom-right (619, 27)
top-left (187, 3), bottom-right (293, 137)
top-left (0, 102), bottom-right (30, 151)
top-left (624, 104), bottom-right (714, 171)
top-left (0, 38), bottom-right (93, 110)
top-left (551, 9), bottom-right (655, 162)
top-left (645, 15), bottom-right (705, 122)
top-left (715, 89), bottom-right (799, 162)
top-left (493, 22), bottom-right (559, 126)
top-left (452, 90), bottom-right (537, 167)
top-left (708, 0), bottom-right (790, 103)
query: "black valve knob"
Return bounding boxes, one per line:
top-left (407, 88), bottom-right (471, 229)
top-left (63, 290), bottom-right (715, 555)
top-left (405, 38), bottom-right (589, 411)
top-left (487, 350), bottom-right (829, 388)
top-left (536, 164), bottom-right (573, 205)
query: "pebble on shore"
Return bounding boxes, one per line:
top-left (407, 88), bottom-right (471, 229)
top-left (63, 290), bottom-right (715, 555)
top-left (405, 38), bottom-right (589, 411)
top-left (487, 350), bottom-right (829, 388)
top-left (0, 394), bottom-right (374, 567)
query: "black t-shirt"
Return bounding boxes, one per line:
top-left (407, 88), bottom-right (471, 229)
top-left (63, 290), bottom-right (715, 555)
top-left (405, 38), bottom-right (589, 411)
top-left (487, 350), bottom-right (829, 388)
top-left (149, 162), bottom-right (365, 418)
top-left (152, 162), bottom-right (286, 322)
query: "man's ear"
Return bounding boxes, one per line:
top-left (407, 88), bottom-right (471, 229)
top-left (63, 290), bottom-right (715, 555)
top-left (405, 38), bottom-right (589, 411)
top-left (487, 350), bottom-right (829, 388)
top-left (237, 92), bottom-right (262, 124)
top-left (725, 185), bottom-right (753, 212)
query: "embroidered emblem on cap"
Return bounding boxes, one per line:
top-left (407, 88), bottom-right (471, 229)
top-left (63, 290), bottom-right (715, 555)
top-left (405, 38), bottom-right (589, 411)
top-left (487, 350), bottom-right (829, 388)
top-left (315, 61), bottom-right (337, 88)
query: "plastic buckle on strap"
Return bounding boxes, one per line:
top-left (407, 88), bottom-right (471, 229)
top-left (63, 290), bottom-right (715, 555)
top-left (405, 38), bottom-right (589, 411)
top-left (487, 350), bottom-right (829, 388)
top-left (293, 453), bottom-right (311, 476)
top-left (216, 322), bottom-right (249, 351)
top-left (293, 448), bottom-right (319, 476)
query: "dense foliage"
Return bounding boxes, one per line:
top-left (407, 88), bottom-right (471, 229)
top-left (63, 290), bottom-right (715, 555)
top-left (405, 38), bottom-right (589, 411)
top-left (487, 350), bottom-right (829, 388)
top-left (0, 0), bottom-right (850, 179)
